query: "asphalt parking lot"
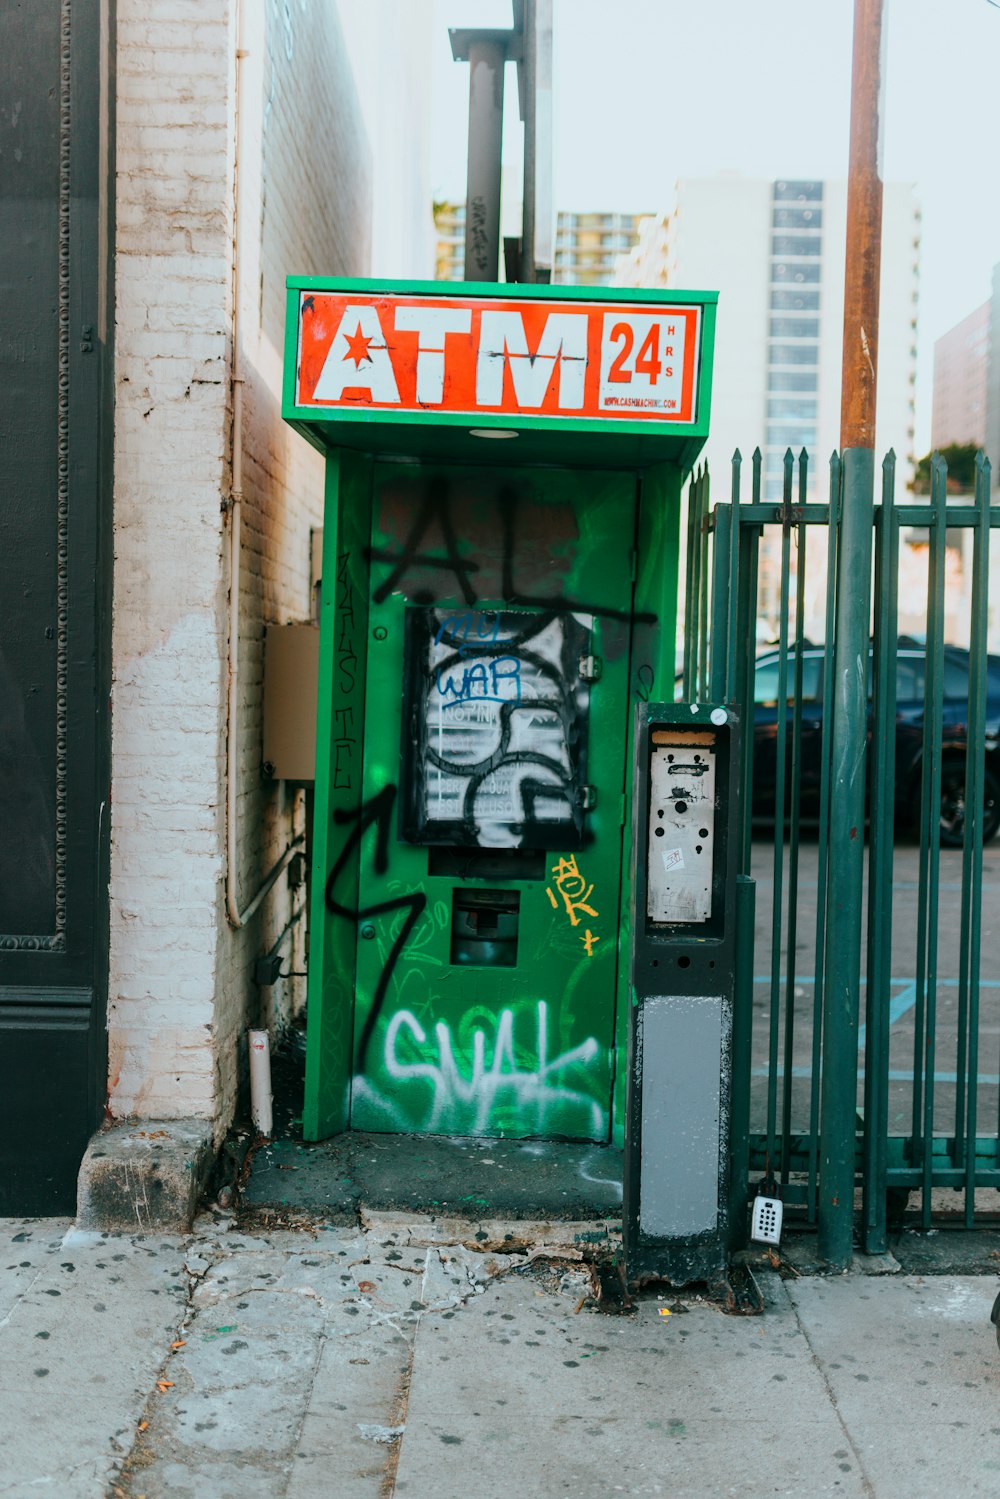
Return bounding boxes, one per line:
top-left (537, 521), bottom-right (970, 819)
top-left (748, 836), bottom-right (1000, 1137)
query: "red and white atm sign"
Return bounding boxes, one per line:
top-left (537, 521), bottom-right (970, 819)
top-left (295, 291), bottom-right (702, 424)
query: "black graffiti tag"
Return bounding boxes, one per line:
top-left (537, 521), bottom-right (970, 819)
top-left (370, 478), bottom-right (479, 607)
top-left (405, 608), bottom-right (585, 847)
top-left (325, 784), bottom-right (426, 1072)
top-left (333, 550), bottom-right (360, 791)
top-left (368, 481), bottom-right (656, 626)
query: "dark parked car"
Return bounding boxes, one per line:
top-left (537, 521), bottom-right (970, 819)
top-left (751, 643), bottom-right (1000, 845)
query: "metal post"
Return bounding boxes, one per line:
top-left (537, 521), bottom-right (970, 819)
top-left (819, 450), bottom-right (874, 1266)
top-left (450, 29), bottom-right (512, 282)
top-left (728, 875), bottom-right (757, 1249)
top-left (818, 0), bottom-right (885, 1269)
top-left (518, 0), bottom-right (553, 282)
top-left (861, 452), bottom-right (898, 1253)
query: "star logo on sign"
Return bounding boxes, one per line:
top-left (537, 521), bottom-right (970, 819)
top-left (342, 322), bottom-right (373, 368)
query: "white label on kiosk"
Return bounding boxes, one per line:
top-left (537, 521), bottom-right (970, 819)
top-left (598, 311), bottom-right (688, 416)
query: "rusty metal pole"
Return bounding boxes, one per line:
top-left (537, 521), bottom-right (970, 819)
top-left (840, 0), bottom-right (886, 449)
top-left (819, 0), bottom-right (885, 1269)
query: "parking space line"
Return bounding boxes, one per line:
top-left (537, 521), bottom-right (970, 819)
top-left (752, 1065), bottom-right (1000, 1085)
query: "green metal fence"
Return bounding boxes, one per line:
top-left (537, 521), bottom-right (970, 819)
top-left (685, 447), bottom-right (998, 1263)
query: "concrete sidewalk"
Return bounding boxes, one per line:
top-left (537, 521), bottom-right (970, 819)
top-left (2, 1213), bottom-right (999, 1499)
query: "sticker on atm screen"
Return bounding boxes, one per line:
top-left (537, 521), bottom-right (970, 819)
top-left (662, 848), bottom-right (685, 872)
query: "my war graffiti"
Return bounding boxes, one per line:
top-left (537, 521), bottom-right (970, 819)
top-left (433, 608), bottom-right (523, 709)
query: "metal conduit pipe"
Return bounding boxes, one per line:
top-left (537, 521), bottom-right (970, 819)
top-left (224, 0), bottom-right (297, 929)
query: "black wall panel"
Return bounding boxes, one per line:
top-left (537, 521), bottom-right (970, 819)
top-left (0, 0), bottom-right (114, 1212)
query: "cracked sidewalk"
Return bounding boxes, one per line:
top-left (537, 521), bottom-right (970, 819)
top-left (1, 1213), bottom-right (999, 1498)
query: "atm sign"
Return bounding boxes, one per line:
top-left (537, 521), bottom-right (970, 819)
top-left (295, 292), bottom-right (702, 425)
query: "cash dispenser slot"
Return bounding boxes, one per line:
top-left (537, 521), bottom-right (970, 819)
top-left (450, 889), bottom-right (520, 968)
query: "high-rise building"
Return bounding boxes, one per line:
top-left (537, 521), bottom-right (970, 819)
top-left (433, 202), bottom-right (648, 288)
top-left (931, 302), bottom-right (989, 450)
top-left (433, 200), bottom-right (466, 281)
top-left (617, 176), bottom-right (921, 498)
top-left (553, 210), bottom-right (648, 286)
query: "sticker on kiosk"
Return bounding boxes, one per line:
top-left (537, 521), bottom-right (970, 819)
top-left (295, 292), bottom-right (702, 424)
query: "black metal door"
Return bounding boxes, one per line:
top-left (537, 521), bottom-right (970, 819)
top-left (0, 0), bottom-right (114, 1212)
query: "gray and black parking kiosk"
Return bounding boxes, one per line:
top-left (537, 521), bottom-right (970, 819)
top-left (623, 701), bottom-right (741, 1285)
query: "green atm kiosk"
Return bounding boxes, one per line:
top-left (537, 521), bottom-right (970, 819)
top-left (281, 277), bottom-right (716, 1151)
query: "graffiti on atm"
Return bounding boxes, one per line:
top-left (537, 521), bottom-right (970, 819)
top-left (322, 786), bottom-right (608, 1136)
top-left (324, 783), bottom-right (427, 1071)
top-left (435, 657), bottom-right (523, 709)
top-left (546, 854), bottom-right (601, 958)
top-left (351, 1000), bottom-right (608, 1138)
top-left (369, 479), bottom-right (656, 627)
top-left (401, 607), bottom-right (591, 849)
top-left (332, 550), bottom-right (360, 791)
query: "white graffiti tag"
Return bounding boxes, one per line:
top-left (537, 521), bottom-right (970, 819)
top-left (355, 1001), bottom-right (606, 1138)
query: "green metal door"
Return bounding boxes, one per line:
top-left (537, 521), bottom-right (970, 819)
top-left (348, 462), bottom-right (638, 1140)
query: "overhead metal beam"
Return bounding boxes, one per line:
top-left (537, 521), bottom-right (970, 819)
top-left (518, 0), bottom-right (553, 283)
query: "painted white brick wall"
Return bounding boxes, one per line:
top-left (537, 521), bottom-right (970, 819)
top-left (110, 0), bottom-right (233, 1121)
top-left (109, 0), bottom-right (398, 1130)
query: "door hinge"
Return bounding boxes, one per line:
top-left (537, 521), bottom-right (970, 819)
top-left (579, 654), bottom-right (603, 683)
top-left (576, 784), bottom-right (598, 812)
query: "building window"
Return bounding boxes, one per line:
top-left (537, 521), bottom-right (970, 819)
top-left (773, 206), bottom-right (822, 229)
top-left (773, 262), bottom-right (821, 284)
top-left (767, 425), bottom-right (817, 447)
top-left (769, 343), bottom-right (820, 366)
top-left (767, 398), bottom-right (818, 421)
top-left (769, 370), bottom-right (819, 392)
top-left (771, 235), bottom-right (821, 259)
top-left (770, 316), bottom-right (820, 339)
top-left (770, 290), bottom-right (820, 313)
top-left (773, 180), bottom-right (823, 203)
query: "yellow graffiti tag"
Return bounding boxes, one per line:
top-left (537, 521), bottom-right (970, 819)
top-left (546, 855), bottom-right (600, 955)
top-left (547, 855), bottom-right (598, 926)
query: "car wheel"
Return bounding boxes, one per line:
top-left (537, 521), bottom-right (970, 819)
top-left (938, 762), bottom-right (1000, 848)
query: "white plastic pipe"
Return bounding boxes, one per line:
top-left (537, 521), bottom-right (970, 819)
top-left (248, 1029), bottom-right (273, 1137)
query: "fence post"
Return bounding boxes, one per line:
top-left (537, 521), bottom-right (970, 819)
top-left (818, 446), bottom-right (874, 1267)
top-left (728, 873), bottom-right (756, 1249)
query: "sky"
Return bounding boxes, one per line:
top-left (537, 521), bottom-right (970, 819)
top-left (430, 0), bottom-right (1000, 452)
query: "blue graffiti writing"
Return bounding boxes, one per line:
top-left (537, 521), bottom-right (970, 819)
top-left (433, 609), bottom-right (501, 655)
top-left (435, 655), bottom-right (522, 709)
